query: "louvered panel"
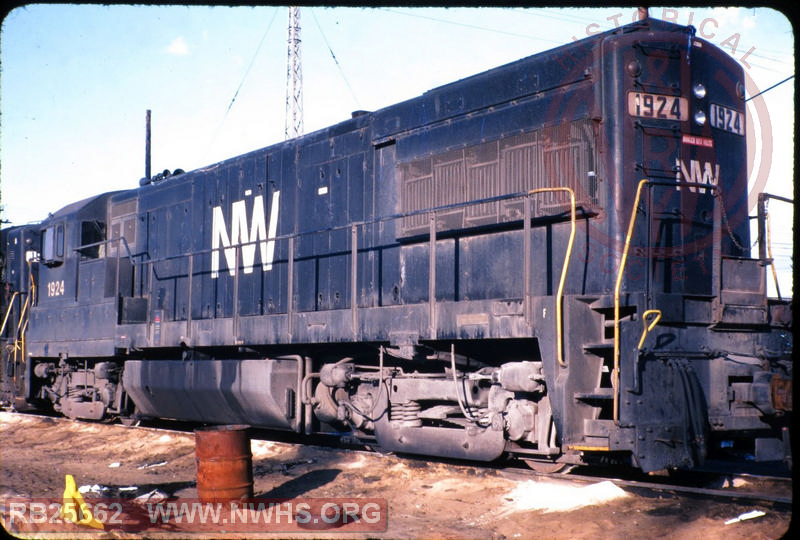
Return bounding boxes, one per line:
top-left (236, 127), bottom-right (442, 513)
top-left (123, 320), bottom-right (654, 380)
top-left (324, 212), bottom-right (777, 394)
top-left (466, 162), bottom-right (498, 222)
top-left (398, 118), bottom-right (602, 237)
top-left (434, 158), bottom-right (465, 207)
top-left (402, 173), bottom-right (433, 232)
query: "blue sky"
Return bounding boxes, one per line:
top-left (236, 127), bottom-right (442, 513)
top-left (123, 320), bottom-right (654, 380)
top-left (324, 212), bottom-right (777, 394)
top-left (0, 5), bottom-right (794, 294)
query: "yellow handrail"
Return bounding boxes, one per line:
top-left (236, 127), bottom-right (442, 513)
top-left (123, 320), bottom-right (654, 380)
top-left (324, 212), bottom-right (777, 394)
top-left (528, 187), bottom-right (576, 367)
top-left (757, 193), bottom-right (793, 301)
top-left (16, 292), bottom-right (31, 336)
top-left (765, 210), bottom-right (782, 301)
top-left (613, 179), bottom-right (649, 423)
top-left (637, 309), bottom-right (662, 349)
top-left (0, 292), bottom-right (20, 336)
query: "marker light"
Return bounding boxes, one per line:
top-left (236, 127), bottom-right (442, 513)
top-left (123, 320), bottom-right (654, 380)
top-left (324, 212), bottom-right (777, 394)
top-left (736, 82), bottom-right (745, 100)
top-left (694, 110), bottom-right (707, 126)
top-left (693, 83), bottom-right (707, 99)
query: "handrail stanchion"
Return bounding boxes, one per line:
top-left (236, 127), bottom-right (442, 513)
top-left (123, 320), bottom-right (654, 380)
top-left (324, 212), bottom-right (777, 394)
top-left (351, 224), bottom-right (358, 338)
top-left (614, 179), bottom-right (728, 422)
top-left (527, 187), bottom-right (576, 367)
top-left (0, 292), bottom-right (20, 336)
top-left (429, 213), bottom-right (437, 339)
top-left (766, 209), bottom-right (781, 300)
top-left (232, 246), bottom-right (240, 340)
top-left (614, 179), bottom-right (649, 423)
top-left (147, 261), bottom-right (154, 328)
top-left (186, 253), bottom-right (193, 341)
top-left (523, 195), bottom-right (532, 326)
top-left (287, 236), bottom-right (295, 340)
top-left (115, 239), bottom-right (121, 302)
top-left (757, 193), bottom-right (793, 301)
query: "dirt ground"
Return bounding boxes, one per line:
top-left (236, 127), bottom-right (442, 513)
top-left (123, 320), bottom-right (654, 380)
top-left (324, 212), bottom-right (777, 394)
top-left (0, 411), bottom-right (792, 539)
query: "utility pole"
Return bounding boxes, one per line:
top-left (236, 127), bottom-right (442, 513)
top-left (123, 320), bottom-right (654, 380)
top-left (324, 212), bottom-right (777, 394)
top-left (285, 6), bottom-right (304, 140)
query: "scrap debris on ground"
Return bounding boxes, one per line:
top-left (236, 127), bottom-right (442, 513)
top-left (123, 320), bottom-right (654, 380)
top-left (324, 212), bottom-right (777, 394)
top-left (0, 411), bottom-right (791, 539)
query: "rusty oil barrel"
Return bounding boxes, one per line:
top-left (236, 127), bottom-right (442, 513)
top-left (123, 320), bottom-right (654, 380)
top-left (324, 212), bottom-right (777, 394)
top-left (195, 425), bottom-right (254, 502)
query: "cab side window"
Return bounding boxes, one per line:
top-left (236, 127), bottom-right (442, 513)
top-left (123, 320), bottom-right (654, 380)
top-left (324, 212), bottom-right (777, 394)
top-left (79, 220), bottom-right (106, 259)
top-left (42, 224), bottom-right (65, 266)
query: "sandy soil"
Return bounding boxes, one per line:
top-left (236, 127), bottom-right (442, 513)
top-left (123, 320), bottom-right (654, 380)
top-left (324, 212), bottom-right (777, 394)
top-left (0, 411), bottom-right (792, 539)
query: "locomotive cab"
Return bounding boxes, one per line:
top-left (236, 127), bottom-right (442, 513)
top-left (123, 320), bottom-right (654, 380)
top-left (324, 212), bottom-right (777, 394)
top-left (22, 193), bottom-right (133, 420)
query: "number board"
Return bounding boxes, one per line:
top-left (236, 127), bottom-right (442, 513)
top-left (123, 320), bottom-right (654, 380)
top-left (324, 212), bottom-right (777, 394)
top-left (627, 92), bottom-right (688, 121)
top-left (709, 103), bottom-right (744, 136)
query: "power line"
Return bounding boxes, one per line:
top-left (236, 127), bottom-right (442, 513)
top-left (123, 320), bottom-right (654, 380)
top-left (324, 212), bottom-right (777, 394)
top-left (746, 74), bottom-right (795, 101)
top-left (225, 12), bottom-right (278, 117)
top-left (379, 7), bottom-right (785, 74)
top-left (208, 7), bottom-right (280, 150)
top-left (512, 7), bottom-right (602, 25)
top-left (378, 7), bottom-right (564, 45)
top-left (309, 8), bottom-right (360, 111)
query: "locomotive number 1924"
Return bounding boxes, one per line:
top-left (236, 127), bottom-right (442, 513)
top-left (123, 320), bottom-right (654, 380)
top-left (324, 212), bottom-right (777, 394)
top-left (627, 91), bottom-right (688, 121)
top-left (46, 280), bottom-right (65, 297)
top-left (709, 103), bottom-right (745, 136)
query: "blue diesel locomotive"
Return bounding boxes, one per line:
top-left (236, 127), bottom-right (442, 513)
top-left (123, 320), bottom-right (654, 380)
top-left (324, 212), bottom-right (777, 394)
top-left (1, 17), bottom-right (791, 472)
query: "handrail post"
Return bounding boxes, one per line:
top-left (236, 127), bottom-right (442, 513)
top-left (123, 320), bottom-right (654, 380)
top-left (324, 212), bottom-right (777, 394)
top-left (756, 193), bottom-right (793, 300)
top-left (523, 194), bottom-right (531, 326)
top-left (765, 208), bottom-right (782, 300)
top-left (287, 236), bottom-right (294, 340)
top-left (614, 179), bottom-right (649, 424)
top-left (232, 246), bottom-right (240, 341)
top-left (147, 261), bottom-right (154, 327)
top-left (0, 292), bottom-right (20, 336)
top-left (429, 213), bottom-right (437, 339)
top-left (645, 187), bottom-right (653, 309)
top-left (186, 253), bottom-right (193, 341)
top-left (351, 224), bottom-right (358, 338)
top-left (756, 193), bottom-right (768, 260)
top-left (114, 239), bottom-right (121, 302)
top-left (527, 187), bottom-right (576, 367)
top-left (712, 190), bottom-right (722, 300)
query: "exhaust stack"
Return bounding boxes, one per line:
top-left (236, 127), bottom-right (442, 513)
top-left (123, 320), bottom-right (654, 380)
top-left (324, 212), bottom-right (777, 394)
top-left (145, 109), bottom-right (151, 182)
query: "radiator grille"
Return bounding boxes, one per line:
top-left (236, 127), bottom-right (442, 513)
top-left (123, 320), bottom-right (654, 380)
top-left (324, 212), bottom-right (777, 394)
top-left (400, 118), bottom-right (601, 236)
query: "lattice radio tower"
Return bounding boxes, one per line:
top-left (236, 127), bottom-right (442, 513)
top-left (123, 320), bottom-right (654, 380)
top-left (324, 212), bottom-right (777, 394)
top-left (285, 6), bottom-right (304, 140)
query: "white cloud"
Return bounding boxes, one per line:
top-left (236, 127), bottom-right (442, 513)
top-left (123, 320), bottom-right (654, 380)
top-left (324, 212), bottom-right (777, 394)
top-left (166, 36), bottom-right (189, 55)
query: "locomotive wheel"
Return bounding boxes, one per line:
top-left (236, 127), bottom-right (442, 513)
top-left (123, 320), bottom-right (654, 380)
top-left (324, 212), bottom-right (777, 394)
top-left (522, 458), bottom-right (574, 474)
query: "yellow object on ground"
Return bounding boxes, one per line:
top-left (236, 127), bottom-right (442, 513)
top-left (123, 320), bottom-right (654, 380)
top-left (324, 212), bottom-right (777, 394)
top-left (59, 474), bottom-right (105, 529)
